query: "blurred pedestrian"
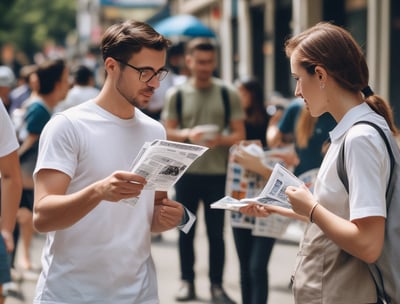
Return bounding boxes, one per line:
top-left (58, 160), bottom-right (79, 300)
top-left (240, 22), bottom-right (398, 303)
top-left (0, 101), bottom-right (22, 304)
top-left (0, 65), bottom-right (16, 112)
top-left (11, 58), bottom-right (69, 279)
top-left (231, 76), bottom-right (276, 304)
top-left (143, 45), bottom-right (187, 121)
top-left (267, 97), bottom-right (336, 176)
top-left (55, 64), bottom-right (100, 112)
top-left (32, 20), bottom-right (194, 303)
top-left (162, 37), bottom-right (245, 303)
top-left (8, 64), bottom-right (37, 115)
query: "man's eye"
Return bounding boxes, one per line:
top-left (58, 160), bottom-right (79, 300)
top-left (141, 69), bottom-right (151, 76)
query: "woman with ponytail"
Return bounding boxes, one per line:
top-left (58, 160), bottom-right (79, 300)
top-left (240, 22), bottom-right (398, 303)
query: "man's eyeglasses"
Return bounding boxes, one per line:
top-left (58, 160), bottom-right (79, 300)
top-left (114, 58), bottom-right (169, 83)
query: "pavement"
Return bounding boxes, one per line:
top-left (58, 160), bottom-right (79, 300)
top-left (5, 206), bottom-right (299, 304)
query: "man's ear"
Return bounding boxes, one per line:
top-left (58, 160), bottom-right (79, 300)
top-left (104, 57), bottom-right (118, 73)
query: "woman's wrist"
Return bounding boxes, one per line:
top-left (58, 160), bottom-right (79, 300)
top-left (309, 202), bottom-right (319, 223)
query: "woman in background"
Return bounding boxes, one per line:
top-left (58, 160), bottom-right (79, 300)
top-left (231, 76), bottom-right (275, 304)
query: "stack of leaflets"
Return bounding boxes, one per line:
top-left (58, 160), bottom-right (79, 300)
top-left (211, 163), bottom-right (304, 211)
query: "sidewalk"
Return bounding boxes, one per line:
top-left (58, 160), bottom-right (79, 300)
top-left (6, 208), bottom-right (297, 304)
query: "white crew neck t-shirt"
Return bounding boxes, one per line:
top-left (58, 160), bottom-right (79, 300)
top-left (34, 100), bottom-right (166, 304)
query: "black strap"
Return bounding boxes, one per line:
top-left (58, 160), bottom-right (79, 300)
top-left (336, 120), bottom-right (394, 303)
top-left (337, 120), bottom-right (394, 197)
top-left (176, 86), bottom-right (230, 128)
top-left (221, 86), bottom-right (230, 128)
top-left (176, 89), bottom-right (183, 127)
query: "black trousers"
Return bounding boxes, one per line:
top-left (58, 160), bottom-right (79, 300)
top-left (175, 173), bottom-right (226, 285)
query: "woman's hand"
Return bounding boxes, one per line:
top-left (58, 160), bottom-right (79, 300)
top-left (239, 203), bottom-right (271, 217)
top-left (285, 184), bottom-right (316, 218)
top-left (233, 146), bottom-right (271, 178)
top-left (269, 150), bottom-right (299, 168)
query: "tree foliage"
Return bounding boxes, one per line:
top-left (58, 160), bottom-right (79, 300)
top-left (0, 0), bottom-right (76, 62)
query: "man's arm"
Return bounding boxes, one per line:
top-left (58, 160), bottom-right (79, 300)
top-left (164, 119), bottom-right (191, 142)
top-left (217, 118), bottom-right (245, 147)
top-left (33, 169), bottom-right (147, 232)
top-left (0, 150), bottom-right (22, 252)
top-left (165, 118), bottom-right (245, 149)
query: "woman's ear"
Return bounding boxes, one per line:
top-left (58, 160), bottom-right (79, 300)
top-left (314, 66), bottom-right (327, 81)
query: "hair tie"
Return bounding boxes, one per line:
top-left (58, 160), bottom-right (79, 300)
top-left (361, 86), bottom-right (374, 98)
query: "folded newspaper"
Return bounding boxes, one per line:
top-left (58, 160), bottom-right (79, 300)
top-left (122, 139), bottom-right (208, 207)
top-left (211, 163), bottom-right (304, 211)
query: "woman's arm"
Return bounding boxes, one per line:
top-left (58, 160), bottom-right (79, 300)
top-left (285, 185), bottom-right (385, 263)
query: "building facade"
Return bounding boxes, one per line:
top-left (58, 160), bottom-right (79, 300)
top-left (166, 0), bottom-right (400, 125)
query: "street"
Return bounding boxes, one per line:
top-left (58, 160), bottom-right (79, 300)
top-left (6, 207), bottom-right (298, 304)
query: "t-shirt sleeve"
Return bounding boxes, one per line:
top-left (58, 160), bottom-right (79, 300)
top-left (25, 103), bottom-right (51, 135)
top-left (0, 102), bottom-right (19, 157)
top-left (34, 113), bottom-right (79, 179)
top-left (278, 100), bottom-right (302, 134)
top-left (161, 86), bottom-right (179, 121)
top-left (227, 87), bottom-right (245, 121)
top-left (345, 125), bottom-right (389, 220)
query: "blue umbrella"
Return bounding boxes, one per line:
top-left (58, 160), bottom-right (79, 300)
top-left (153, 14), bottom-right (216, 38)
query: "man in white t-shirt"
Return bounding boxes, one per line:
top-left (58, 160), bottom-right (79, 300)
top-left (33, 20), bottom-right (194, 304)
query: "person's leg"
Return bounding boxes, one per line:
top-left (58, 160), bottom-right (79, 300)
top-left (232, 227), bottom-right (253, 304)
top-left (10, 222), bottom-right (19, 269)
top-left (203, 175), bottom-right (236, 303)
top-left (0, 236), bottom-right (11, 304)
top-left (249, 236), bottom-right (276, 304)
top-left (17, 208), bottom-right (33, 270)
top-left (15, 189), bottom-right (34, 271)
top-left (202, 175), bottom-right (226, 285)
top-left (175, 174), bottom-right (201, 283)
top-left (174, 174), bottom-right (201, 301)
top-left (0, 285), bottom-right (4, 304)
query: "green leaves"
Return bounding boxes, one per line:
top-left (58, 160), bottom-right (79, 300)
top-left (0, 0), bottom-right (76, 62)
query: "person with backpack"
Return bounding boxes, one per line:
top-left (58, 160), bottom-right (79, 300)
top-left (162, 38), bottom-right (245, 303)
top-left (239, 22), bottom-right (399, 303)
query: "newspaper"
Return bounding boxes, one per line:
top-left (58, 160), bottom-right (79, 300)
top-left (211, 163), bottom-right (304, 211)
top-left (122, 139), bottom-right (208, 207)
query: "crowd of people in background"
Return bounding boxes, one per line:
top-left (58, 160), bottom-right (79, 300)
top-left (0, 24), bottom-right (330, 304)
top-left (1, 18), bottom-right (395, 304)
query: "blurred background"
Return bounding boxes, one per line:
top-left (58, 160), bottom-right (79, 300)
top-left (1, 0), bottom-right (399, 124)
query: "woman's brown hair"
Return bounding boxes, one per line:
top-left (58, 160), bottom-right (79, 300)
top-left (296, 106), bottom-right (317, 148)
top-left (285, 22), bottom-right (398, 135)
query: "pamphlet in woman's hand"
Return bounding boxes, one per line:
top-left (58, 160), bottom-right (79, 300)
top-left (211, 163), bottom-right (304, 211)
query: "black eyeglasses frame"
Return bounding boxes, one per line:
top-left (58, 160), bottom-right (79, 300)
top-left (113, 58), bottom-right (169, 83)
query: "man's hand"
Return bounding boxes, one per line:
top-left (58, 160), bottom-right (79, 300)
top-left (152, 198), bottom-right (184, 232)
top-left (95, 171), bottom-right (147, 202)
